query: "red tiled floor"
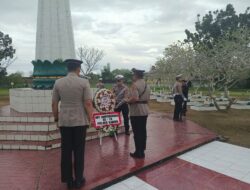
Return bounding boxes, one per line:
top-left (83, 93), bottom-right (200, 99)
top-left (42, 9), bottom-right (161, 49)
top-left (0, 112), bottom-right (216, 190)
top-left (137, 158), bottom-right (250, 190)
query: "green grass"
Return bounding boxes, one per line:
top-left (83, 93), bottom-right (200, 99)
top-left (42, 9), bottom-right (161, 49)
top-left (90, 83), bottom-right (116, 90)
top-left (149, 100), bottom-right (250, 148)
top-left (0, 89), bottom-right (9, 97)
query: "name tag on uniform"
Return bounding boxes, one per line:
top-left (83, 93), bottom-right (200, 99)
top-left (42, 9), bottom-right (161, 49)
top-left (93, 112), bottom-right (121, 129)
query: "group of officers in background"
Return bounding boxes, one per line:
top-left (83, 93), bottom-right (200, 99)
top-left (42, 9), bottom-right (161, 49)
top-left (173, 74), bottom-right (191, 121)
top-left (98, 73), bottom-right (191, 124)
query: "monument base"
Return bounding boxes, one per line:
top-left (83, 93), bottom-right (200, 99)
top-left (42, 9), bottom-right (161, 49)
top-left (10, 88), bottom-right (52, 113)
top-left (0, 88), bottom-right (126, 150)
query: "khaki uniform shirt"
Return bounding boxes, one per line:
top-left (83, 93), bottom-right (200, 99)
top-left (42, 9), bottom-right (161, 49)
top-left (52, 72), bottom-right (92, 127)
top-left (173, 81), bottom-right (183, 95)
top-left (112, 84), bottom-right (129, 104)
top-left (96, 82), bottom-right (104, 89)
top-left (129, 79), bottom-right (150, 116)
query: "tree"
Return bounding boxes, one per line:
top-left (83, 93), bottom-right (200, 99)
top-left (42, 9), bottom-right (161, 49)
top-left (0, 31), bottom-right (16, 76)
top-left (112, 68), bottom-right (133, 83)
top-left (185, 4), bottom-right (250, 50)
top-left (183, 4), bottom-right (250, 111)
top-left (8, 72), bottom-right (25, 87)
top-left (77, 46), bottom-right (104, 76)
top-left (193, 28), bottom-right (250, 110)
top-left (101, 63), bottom-right (113, 82)
top-left (150, 42), bottom-right (196, 91)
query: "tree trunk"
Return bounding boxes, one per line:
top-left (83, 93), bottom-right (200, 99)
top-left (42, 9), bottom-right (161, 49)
top-left (208, 82), bottom-right (221, 111)
top-left (211, 96), bottom-right (221, 111)
top-left (224, 85), bottom-right (229, 99)
top-left (226, 98), bottom-right (236, 110)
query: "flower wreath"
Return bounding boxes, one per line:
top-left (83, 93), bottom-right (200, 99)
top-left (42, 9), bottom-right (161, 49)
top-left (93, 88), bottom-right (118, 134)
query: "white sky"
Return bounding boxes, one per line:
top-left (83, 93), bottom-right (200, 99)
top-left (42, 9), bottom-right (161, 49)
top-left (0, 0), bottom-right (249, 76)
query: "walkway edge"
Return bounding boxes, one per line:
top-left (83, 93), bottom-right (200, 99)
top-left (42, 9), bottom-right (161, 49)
top-left (92, 136), bottom-right (218, 190)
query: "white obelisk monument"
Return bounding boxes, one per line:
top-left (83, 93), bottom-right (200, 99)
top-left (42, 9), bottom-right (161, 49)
top-left (10, 0), bottom-right (77, 112)
top-left (35, 0), bottom-right (76, 61)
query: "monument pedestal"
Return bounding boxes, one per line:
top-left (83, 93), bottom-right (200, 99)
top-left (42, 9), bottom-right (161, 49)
top-left (0, 88), bottom-right (125, 150)
top-left (10, 88), bottom-right (52, 113)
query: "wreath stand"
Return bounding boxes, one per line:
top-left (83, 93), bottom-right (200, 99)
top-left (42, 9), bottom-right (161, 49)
top-left (92, 112), bottom-right (122, 146)
top-left (98, 128), bottom-right (118, 146)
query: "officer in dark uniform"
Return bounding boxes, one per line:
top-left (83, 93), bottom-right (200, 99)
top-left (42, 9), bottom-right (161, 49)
top-left (173, 74), bottom-right (186, 121)
top-left (182, 79), bottom-right (192, 116)
top-left (126, 68), bottom-right (150, 159)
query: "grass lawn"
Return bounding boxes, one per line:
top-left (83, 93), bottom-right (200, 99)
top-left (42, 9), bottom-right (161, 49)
top-left (0, 89), bottom-right (9, 107)
top-left (0, 88), bottom-right (9, 97)
top-left (149, 100), bottom-right (250, 148)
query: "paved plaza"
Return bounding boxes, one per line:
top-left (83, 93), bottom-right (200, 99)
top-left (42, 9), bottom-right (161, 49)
top-left (0, 112), bottom-right (217, 189)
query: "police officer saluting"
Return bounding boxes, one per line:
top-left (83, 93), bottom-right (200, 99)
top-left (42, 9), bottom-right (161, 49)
top-left (52, 59), bottom-right (94, 189)
top-left (113, 75), bottom-right (130, 135)
top-left (126, 68), bottom-right (150, 159)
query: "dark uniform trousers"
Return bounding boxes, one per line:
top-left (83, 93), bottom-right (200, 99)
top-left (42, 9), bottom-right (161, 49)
top-left (114, 103), bottom-right (130, 132)
top-left (130, 116), bottom-right (148, 155)
top-left (173, 95), bottom-right (183, 120)
top-left (60, 126), bottom-right (87, 182)
top-left (182, 94), bottom-right (188, 115)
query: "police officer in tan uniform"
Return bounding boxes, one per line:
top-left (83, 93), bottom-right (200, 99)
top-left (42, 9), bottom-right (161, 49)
top-left (113, 75), bottom-right (130, 135)
top-left (173, 74), bottom-right (186, 121)
top-left (52, 59), bottom-right (94, 189)
top-left (126, 68), bottom-right (150, 159)
top-left (96, 78), bottom-right (104, 89)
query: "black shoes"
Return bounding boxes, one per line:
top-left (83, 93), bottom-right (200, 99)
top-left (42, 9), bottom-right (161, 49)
top-left (125, 131), bottom-right (130, 135)
top-left (130, 152), bottom-right (145, 159)
top-left (66, 178), bottom-right (86, 189)
top-left (75, 178), bottom-right (86, 189)
top-left (173, 118), bottom-right (183, 122)
top-left (66, 181), bottom-right (74, 189)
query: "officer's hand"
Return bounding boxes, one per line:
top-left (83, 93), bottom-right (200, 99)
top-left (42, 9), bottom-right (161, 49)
top-left (90, 115), bottom-right (95, 128)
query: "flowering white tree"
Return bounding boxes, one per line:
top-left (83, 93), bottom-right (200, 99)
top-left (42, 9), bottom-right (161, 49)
top-left (194, 28), bottom-right (250, 110)
top-left (150, 43), bottom-right (196, 91)
top-left (151, 28), bottom-right (250, 111)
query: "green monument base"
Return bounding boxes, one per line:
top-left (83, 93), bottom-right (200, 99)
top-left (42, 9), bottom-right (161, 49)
top-left (32, 60), bottom-right (67, 89)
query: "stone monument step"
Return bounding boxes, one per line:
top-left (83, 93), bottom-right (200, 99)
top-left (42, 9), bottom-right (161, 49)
top-left (0, 122), bottom-right (56, 132)
top-left (0, 130), bottom-right (60, 142)
top-left (0, 127), bottom-right (126, 150)
top-left (0, 139), bottom-right (61, 150)
top-left (0, 106), bottom-right (53, 117)
top-left (0, 116), bottom-right (54, 123)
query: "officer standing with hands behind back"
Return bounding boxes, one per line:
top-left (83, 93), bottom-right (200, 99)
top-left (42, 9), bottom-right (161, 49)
top-left (173, 74), bottom-right (186, 122)
top-left (126, 68), bottom-right (150, 159)
top-left (52, 59), bottom-right (94, 189)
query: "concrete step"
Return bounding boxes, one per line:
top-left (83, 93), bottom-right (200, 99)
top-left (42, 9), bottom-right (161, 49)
top-left (0, 130), bottom-right (60, 141)
top-left (0, 127), bottom-right (126, 150)
top-left (0, 121), bottom-right (56, 132)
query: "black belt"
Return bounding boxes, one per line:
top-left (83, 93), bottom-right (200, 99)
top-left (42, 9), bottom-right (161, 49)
top-left (130, 101), bottom-right (148, 104)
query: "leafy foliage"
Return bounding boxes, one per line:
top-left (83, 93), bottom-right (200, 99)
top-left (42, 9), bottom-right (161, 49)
top-left (0, 31), bottom-right (16, 76)
top-left (101, 63), bottom-right (113, 82)
top-left (185, 4), bottom-right (250, 50)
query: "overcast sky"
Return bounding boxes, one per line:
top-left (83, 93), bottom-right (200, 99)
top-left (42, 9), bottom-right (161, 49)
top-left (0, 0), bottom-right (249, 76)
